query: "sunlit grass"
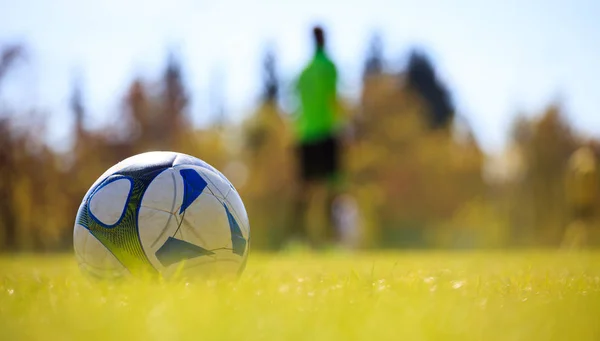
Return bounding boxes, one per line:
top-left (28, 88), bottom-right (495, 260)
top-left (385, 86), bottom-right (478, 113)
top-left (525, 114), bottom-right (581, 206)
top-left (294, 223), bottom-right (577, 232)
top-left (1, 251), bottom-right (600, 340)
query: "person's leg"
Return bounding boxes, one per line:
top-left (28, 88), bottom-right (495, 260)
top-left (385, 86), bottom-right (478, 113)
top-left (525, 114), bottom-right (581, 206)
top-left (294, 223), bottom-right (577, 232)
top-left (289, 142), bottom-right (314, 245)
top-left (291, 179), bottom-right (310, 241)
top-left (324, 136), bottom-right (343, 243)
top-left (297, 138), bottom-right (335, 247)
top-left (292, 179), bottom-right (333, 249)
top-left (290, 136), bottom-right (344, 247)
top-left (325, 176), bottom-right (348, 244)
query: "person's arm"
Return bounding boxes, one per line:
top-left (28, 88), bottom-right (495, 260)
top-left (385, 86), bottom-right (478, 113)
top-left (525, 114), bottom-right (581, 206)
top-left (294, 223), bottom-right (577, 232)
top-left (293, 72), bottom-right (305, 119)
top-left (329, 63), bottom-right (342, 124)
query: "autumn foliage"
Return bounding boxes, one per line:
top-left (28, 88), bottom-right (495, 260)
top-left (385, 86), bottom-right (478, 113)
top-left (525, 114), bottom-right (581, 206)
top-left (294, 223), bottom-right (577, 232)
top-left (0, 40), bottom-right (598, 252)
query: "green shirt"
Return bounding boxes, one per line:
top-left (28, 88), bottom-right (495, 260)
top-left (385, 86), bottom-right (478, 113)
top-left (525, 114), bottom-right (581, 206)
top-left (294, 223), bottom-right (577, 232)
top-left (295, 48), bottom-right (339, 143)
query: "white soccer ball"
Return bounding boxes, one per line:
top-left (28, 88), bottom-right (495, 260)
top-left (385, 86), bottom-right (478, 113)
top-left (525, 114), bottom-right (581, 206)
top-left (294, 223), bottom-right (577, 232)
top-left (73, 151), bottom-right (250, 280)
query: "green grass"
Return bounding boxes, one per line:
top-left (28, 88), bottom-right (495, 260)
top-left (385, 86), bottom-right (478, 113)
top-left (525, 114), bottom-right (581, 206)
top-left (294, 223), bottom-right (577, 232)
top-left (1, 251), bottom-right (600, 341)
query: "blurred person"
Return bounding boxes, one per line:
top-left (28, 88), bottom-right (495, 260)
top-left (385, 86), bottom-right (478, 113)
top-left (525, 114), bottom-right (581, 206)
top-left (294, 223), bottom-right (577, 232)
top-left (289, 25), bottom-right (345, 247)
top-left (332, 194), bottom-right (361, 249)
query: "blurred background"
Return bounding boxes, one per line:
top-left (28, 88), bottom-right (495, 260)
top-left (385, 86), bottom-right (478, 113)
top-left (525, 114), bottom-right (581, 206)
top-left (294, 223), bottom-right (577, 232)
top-left (1, 0), bottom-right (599, 251)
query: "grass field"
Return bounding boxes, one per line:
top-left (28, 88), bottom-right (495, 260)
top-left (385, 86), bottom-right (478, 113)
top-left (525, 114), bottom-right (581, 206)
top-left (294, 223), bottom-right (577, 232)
top-left (1, 251), bottom-right (600, 341)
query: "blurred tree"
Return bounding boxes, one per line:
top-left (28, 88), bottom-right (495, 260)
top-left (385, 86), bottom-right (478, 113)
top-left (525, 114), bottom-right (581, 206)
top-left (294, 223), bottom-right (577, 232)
top-left (70, 77), bottom-right (86, 142)
top-left (509, 104), bottom-right (578, 245)
top-left (124, 78), bottom-right (149, 144)
top-left (162, 51), bottom-right (189, 145)
top-left (0, 44), bottom-right (26, 250)
top-left (563, 146), bottom-right (598, 248)
top-left (262, 49), bottom-right (279, 103)
top-left (363, 33), bottom-right (384, 78)
top-left (406, 50), bottom-right (454, 129)
top-left (246, 50), bottom-right (280, 153)
top-left (2, 36), bottom-right (600, 252)
top-left (120, 51), bottom-right (192, 152)
top-left (0, 44), bottom-right (25, 88)
top-left (238, 49), bottom-right (295, 248)
top-left (0, 118), bottom-right (17, 250)
top-left (352, 44), bottom-right (485, 248)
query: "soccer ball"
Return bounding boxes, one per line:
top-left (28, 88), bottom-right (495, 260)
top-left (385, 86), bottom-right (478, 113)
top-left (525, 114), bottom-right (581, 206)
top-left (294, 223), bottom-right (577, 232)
top-left (73, 151), bottom-right (250, 280)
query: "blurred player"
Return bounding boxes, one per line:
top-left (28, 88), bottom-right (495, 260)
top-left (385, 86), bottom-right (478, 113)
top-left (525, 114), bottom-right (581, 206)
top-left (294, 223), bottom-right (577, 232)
top-left (290, 25), bottom-right (344, 247)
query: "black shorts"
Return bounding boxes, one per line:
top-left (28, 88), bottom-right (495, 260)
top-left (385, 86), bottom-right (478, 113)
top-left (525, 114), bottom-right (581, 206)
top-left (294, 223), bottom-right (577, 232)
top-left (297, 136), bottom-right (340, 181)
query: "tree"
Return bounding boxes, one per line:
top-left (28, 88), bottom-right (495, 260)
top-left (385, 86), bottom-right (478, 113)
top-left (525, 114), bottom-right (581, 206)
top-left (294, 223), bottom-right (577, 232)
top-left (123, 78), bottom-right (148, 144)
top-left (0, 44), bottom-right (25, 88)
top-left (70, 76), bottom-right (86, 142)
top-left (509, 103), bottom-right (578, 245)
top-left (406, 50), bottom-right (454, 129)
top-left (0, 119), bottom-right (17, 250)
top-left (262, 49), bottom-right (278, 104)
top-left (163, 51), bottom-right (189, 129)
top-left (363, 33), bottom-right (384, 78)
top-left (237, 48), bottom-right (295, 248)
top-left (0, 43), bottom-right (26, 250)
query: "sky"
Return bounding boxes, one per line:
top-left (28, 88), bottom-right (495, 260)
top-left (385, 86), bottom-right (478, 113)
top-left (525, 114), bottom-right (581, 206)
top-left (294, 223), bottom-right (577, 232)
top-left (1, 0), bottom-right (599, 154)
